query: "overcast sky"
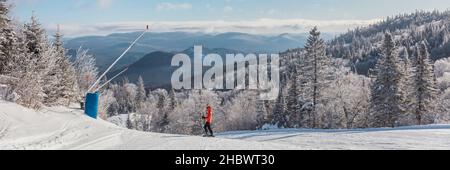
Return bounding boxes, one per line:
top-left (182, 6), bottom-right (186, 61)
top-left (10, 0), bottom-right (450, 37)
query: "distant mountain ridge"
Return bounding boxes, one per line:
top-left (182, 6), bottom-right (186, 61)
top-left (107, 47), bottom-right (245, 89)
top-left (65, 32), bottom-right (335, 72)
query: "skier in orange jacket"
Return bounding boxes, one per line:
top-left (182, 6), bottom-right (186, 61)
top-left (202, 104), bottom-right (214, 137)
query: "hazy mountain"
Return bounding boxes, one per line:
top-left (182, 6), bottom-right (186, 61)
top-left (65, 32), bottom-right (335, 72)
top-left (108, 47), bottom-right (244, 89)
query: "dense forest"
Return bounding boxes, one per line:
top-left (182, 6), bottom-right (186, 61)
top-left (328, 10), bottom-right (450, 74)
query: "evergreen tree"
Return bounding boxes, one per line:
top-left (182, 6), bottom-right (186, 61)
top-left (0, 0), bottom-right (18, 75)
top-left (286, 73), bottom-right (301, 128)
top-left (255, 98), bottom-right (268, 129)
top-left (53, 26), bottom-right (78, 106)
top-left (153, 89), bottom-right (169, 132)
top-left (370, 33), bottom-right (407, 127)
top-left (136, 76), bottom-right (146, 109)
top-left (271, 92), bottom-right (286, 128)
top-left (399, 47), bottom-right (415, 120)
top-left (12, 40), bottom-right (45, 109)
top-left (14, 14), bottom-right (54, 108)
top-left (300, 26), bottom-right (331, 128)
top-left (23, 14), bottom-right (48, 59)
top-left (412, 41), bottom-right (438, 125)
top-left (168, 89), bottom-right (176, 112)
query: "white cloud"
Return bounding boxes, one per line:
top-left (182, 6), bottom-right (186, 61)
top-left (223, 6), bottom-right (233, 12)
top-left (16, 0), bottom-right (112, 10)
top-left (156, 3), bottom-right (192, 11)
top-left (47, 18), bottom-right (381, 37)
top-left (268, 9), bottom-right (277, 15)
top-left (97, 0), bottom-right (112, 9)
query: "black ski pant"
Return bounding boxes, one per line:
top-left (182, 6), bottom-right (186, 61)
top-left (204, 122), bottom-right (213, 136)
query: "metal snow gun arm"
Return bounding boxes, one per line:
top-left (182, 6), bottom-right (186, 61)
top-left (84, 26), bottom-right (149, 119)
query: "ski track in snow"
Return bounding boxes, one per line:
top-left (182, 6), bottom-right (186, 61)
top-left (0, 101), bottom-right (450, 150)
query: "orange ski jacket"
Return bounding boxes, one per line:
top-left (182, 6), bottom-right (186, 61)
top-left (205, 106), bottom-right (213, 124)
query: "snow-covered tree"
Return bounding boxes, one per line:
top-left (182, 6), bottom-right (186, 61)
top-left (58, 54), bottom-right (78, 106)
top-left (11, 14), bottom-right (55, 108)
top-left (285, 72), bottom-right (301, 127)
top-left (370, 32), bottom-right (407, 127)
top-left (23, 15), bottom-right (48, 61)
top-left (73, 47), bottom-right (98, 99)
top-left (436, 88), bottom-right (450, 124)
top-left (98, 88), bottom-right (116, 119)
top-left (41, 46), bottom-right (60, 105)
top-left (396, 46), bottom-right (416, 124)
top-left (0, 0), bottom-right (7, 23)
top-left (321, 59), bottom-right (371, 128)
top-left (299, 26), bottom-right (332, 128)
top-left (11, 48), bottom-right (45, 109)
top-left (0, 0), bottom-right (18, 75)
top-left (411, 41), bottom-right (438, 125)
top-left (271, 91), bottom-right (287, 128)
top-left (151, 89), bottom-right (170, 132)
top-left (169, 89), bottom-right (177, 110)
top-left (135, 76), bottom-right (146, 109)
top-left (224, 91), bottom-right (260, 131)
top-left (44, 26), bottom-right (78, 105)
top-left (434, 57), bottom-right (450, 91)
top-left (255, 98), bottom-right (268, 129)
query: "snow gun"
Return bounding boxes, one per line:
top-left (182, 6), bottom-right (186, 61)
top-left (84, 25), bottom-right (149, 119)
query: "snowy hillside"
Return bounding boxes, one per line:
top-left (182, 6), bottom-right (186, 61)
top-left (0, 101), bottom-right (294, 150)
top-left (1, 100), bottom-right (449, 150)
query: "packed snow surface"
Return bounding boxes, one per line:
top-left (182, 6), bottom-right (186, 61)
top-left (0, 101), bottom-right (449, 150)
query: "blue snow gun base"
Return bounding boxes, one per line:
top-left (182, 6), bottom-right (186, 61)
top-left (85, 92), bottom-right (99, 119)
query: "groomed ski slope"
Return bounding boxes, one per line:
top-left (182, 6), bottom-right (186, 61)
top-left (0, 101), bottom-right (449, 150)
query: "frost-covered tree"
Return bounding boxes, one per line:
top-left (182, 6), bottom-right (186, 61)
top-left (271, 92), bottom-right (287, 127)
top-left (151, 89), bottom-right (170, 132)
top-left (168, 89), bottom-right (176, 112)
top-left (44, 26), bottom-right (78, 105)
top-left (23, 15), bottom-right (49, 61)
top-left (321, 59), bottom-right (371, 128)
top-left (12, 14), bottom-right (56, 108)
top-left (98, 88), bottom-right (116, 119)
top-left (41, 46), bottom-right (60, 105)
top-left (370, 33), bottom-right (407, 127)
top-left (399, 47), bottom-right (414, 90)
top-left (73, 47), bottom-right (98, 98)
top-left (299, 26), bottom-right (332, 128)
top-left (411, 41), bottom-right (438, 125)
top-left (12, 48), bottom-right (45, 109)
top-left (397, 46), bottom-right (416, 124)
top-left (224, 91), bottom-right (260, 131)
top-left (58, 53), bottom-right (78, 105)
top-left (436, 88), bottom-right (450, 123)
top-left (255, 98), bottom-right (268, 129)
top-left (135, 76), bottom-right (146, 109)
top-left (285, 72), bottom-right (301, 127)
top-left (434, 57), bottom-right (450, 91)
top-left (0, 0), bottom-right (19, 75)
top-left (0, 0), bottom-right (7, 23)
